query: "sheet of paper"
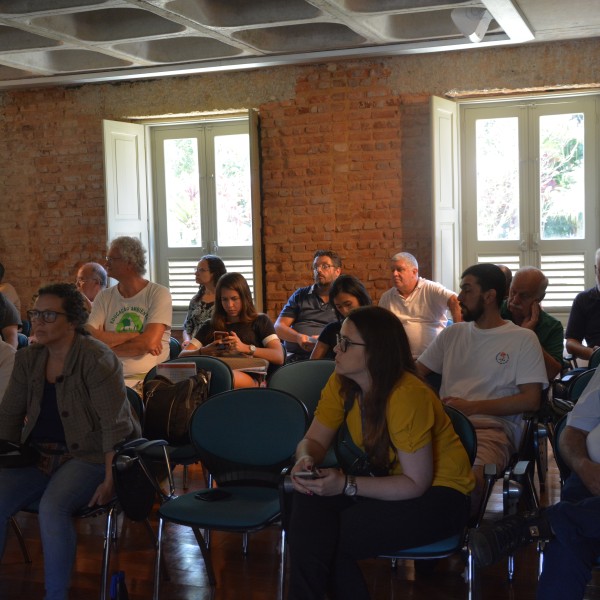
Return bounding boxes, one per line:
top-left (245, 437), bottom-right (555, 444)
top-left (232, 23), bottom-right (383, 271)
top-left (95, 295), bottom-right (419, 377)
top-left (156, 362), bottom-right (197, 383)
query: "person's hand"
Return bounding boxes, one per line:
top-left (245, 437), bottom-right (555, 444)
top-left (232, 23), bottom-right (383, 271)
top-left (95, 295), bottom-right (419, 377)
top-left (225, 331), bottom-right (247, 354)
top-left (299, 334), bottom-right (317, 353)
top-left (521, 300), bottom-right (540, 331)
top-left (292, 467), bottom-right (346, 497)
top-left (88, 478), bottom-right (115, 507)
top-left (442, 396), bottom-right (476, 415)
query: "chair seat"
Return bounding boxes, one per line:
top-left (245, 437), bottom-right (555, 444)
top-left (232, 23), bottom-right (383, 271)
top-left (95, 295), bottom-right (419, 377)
top-left (380, 533), bottom-right (463, 559)
top-left (143, 443), bottom-right (198, 463)
top-left (158, 486), bottom-right (281, 530)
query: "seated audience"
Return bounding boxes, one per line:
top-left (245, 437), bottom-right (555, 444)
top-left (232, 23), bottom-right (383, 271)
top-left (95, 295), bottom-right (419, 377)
top-left (181, 255), bottom-right (226, 350)
top-left (501, 266), bottom-right (564, 380)
top-left (0, 339), bottom-right (16, 403)
top-left (0, 262), bottom-right (20, 314)
top-left (275, 250), bottom-right (341, 362)
top-left (86, 236), bottom-right (172, 379)
top-left (378, 252), bottom-right (462, 359)
top-left (310, 274), bottom-right (371, 360)
top-left (417, 263), bottom-right (547, 511)
top-left (75, 262), bottom-right (107, 312)
top-left (0, 283), bottom-right (140, 600)
top-left (565, 248), bottom-right (600, 362)
top-left (287, 306), bottom-right (474, 600)
top-left (0, 292), bottom-right (20, 349)
top-left (470, 365), bottom-right (600, 600)
top-left (181, 272), bottom-right (284, 388)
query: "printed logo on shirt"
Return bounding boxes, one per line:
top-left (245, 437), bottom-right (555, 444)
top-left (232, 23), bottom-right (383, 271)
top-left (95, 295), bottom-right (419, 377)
top-left (115, 311), bottom-right (144, 333)
top-left (496, 352), bottom-right (509, 365)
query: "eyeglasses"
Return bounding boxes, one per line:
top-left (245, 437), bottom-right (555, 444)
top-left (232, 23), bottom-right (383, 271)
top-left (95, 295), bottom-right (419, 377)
top-left (336, 334), bottom-right (367, 353)
top-left (105, 256), bottom-right (124, 263)
top-left (27, 310), bottom-right (68, 323)
top-left (313, 264), bottom-right (335, 272)
top-left (75, 277), bottom-right (99, 284)
top-left (195, 268), bottom-right (210, 273)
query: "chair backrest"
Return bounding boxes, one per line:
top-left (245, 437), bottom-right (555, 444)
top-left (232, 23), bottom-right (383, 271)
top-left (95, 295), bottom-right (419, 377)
top-left (143, 355), bottom-right (234, 396)
top-left (444, 405), bottom-right (477, 466)
top-left (590, 348), bottom-right (600, 369)
top-left (569, 368), bottom-right (596, 403)
top-left (126, 386), bottom-right (145, 422)
top-left (267, 359), bottom-right (335, 417)
top-left (190, 388), bottom-right (308, 486)
top-left (552, 413), bottom-right (571, 485)
top-left (169, 336), bottom-right (182, 359)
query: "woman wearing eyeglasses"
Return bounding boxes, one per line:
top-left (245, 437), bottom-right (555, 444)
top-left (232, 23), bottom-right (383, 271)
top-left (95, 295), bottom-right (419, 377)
top-left (0, 283), bottom-right (140, 600)
top-left (181, 255), bottom-right (227, 351)
top-left (310, 274), bottom-right (372, 360)
top-left (288, 306), bottom-right (475, 600)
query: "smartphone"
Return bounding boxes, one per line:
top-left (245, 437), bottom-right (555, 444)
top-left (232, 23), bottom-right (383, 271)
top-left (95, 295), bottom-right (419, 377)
top-left (214, 331), bottom-right (228, 350)
top-left (294, 470), bottom-right (322, 480)
top-left (195, 488), bottom-right (232, 502)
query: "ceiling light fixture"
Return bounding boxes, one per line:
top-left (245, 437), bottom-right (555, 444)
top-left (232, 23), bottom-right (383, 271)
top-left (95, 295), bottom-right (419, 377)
top-left (451, 7), bottom-right (493, 43)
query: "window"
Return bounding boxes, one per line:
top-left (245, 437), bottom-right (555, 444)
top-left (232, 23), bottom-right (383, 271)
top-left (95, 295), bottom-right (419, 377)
top-left (460, 96), bottom-right (598, 313)
top-left (103, 112), bottom-right (262, 326)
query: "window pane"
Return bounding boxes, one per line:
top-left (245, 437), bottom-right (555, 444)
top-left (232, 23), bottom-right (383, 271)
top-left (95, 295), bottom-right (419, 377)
top-left (164, 138), bottom-right (201, 248)
top-left (476, 117), bottom-right (520, 240)
top-left (214, 134), bottom-right (252, 247)
top-left (540, 113), bottom-right (585, 240)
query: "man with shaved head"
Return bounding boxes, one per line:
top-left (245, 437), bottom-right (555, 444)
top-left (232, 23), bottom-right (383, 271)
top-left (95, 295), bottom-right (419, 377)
top-left (501, 266), bottom-right (564, 381)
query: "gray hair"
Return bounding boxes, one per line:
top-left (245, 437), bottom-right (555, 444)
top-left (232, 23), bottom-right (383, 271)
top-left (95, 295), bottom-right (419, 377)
top-left (110, 236), bottom-right (147, 276)
top-left (391, 252), bottom-right (418, 270)
top-left (82, 262), bottom-right (107, 287)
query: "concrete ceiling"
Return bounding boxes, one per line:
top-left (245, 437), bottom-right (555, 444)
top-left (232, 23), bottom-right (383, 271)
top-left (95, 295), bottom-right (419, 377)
top-left (0, 0), bottom-right (597, 90)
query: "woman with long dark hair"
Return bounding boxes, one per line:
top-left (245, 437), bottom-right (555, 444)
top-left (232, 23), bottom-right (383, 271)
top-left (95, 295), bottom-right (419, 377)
top-left (288, 306), bottom-right (474, 599)
top-left (181, 255), bottom-right (226, 350)
top-left (0, 283), bottom-right (140, 600)
top-left (310, 274), bottom-right (371, 360)
top-left (182, 272), bottom-right (284, 387)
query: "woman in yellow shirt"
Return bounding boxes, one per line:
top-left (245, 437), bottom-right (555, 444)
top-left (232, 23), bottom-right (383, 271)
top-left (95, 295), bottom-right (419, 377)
top-left (288, 305), bottom-right (475, 600)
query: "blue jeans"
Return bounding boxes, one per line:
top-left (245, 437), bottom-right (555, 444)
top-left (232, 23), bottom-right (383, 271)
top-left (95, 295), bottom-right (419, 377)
top-left (537, 472), bottom-right (600, 600)
top-left (0, 459), bottom-right (105, 600)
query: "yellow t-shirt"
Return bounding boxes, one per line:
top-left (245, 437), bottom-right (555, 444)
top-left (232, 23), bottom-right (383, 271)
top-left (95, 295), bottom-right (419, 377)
top-left (314, 372), bottom-right (475, 496)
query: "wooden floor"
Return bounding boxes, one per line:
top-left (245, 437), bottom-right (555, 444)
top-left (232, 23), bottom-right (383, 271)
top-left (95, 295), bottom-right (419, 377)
top-left (2, 448), bottom-right (600, 600)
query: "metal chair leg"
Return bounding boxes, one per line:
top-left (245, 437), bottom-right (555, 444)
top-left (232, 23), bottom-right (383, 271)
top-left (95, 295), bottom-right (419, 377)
top-left (9, 516), bottom-right (31, 564)
top-left (100, 506), bottom-right (116, 600)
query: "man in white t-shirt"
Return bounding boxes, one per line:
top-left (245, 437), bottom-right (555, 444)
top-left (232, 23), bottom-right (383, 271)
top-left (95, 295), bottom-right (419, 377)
top-left (87, 236), bottom-right (172, 378)
top-left (378, 252), bottom-right (461, 358)
top-left (417, 263), bottom-right (547, 508)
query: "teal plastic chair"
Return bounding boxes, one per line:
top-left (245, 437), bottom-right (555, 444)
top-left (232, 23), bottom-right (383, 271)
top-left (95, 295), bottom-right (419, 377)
top-left (152, 388), bottom-right (308, 600)
top-left (141, 356), bottom-right (234, 488)
top-left (268, 358), bottom-right (335, 417)
top-left (268, 359), bottom-right (337, 466)
top-left (378, 406), bottom-right (478, 596)
top-left (168, 336), bottom-right (181, 360)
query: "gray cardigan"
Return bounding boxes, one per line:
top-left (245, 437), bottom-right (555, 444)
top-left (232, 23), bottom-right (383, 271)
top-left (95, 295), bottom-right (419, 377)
top-left (0, 334), bottom-right (141, 463)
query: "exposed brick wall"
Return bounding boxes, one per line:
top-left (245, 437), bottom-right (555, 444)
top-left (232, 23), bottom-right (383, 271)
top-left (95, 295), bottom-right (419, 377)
top-left (0, 39), bottom-right (598, 320)
top-left (260, 63), bottom-right (404, 311)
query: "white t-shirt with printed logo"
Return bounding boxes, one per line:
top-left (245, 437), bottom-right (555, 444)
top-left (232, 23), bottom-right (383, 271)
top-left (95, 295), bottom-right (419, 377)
top-left (88, 282), bottom-right (172, 377)
top-left (418, 320), bottom-right (548, 446)
top-left (379, 278), bottom-right (455, 358)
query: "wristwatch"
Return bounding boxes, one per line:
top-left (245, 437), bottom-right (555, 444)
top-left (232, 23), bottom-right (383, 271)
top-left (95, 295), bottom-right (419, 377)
top-left (343, 475), bottom-right (357, 497)
top-left (248, 344), bottom-right (256, 356)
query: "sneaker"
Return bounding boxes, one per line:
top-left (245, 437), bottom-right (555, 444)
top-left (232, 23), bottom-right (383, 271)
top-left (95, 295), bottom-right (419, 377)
top-left (468, 511), bottom-right (551, 568)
